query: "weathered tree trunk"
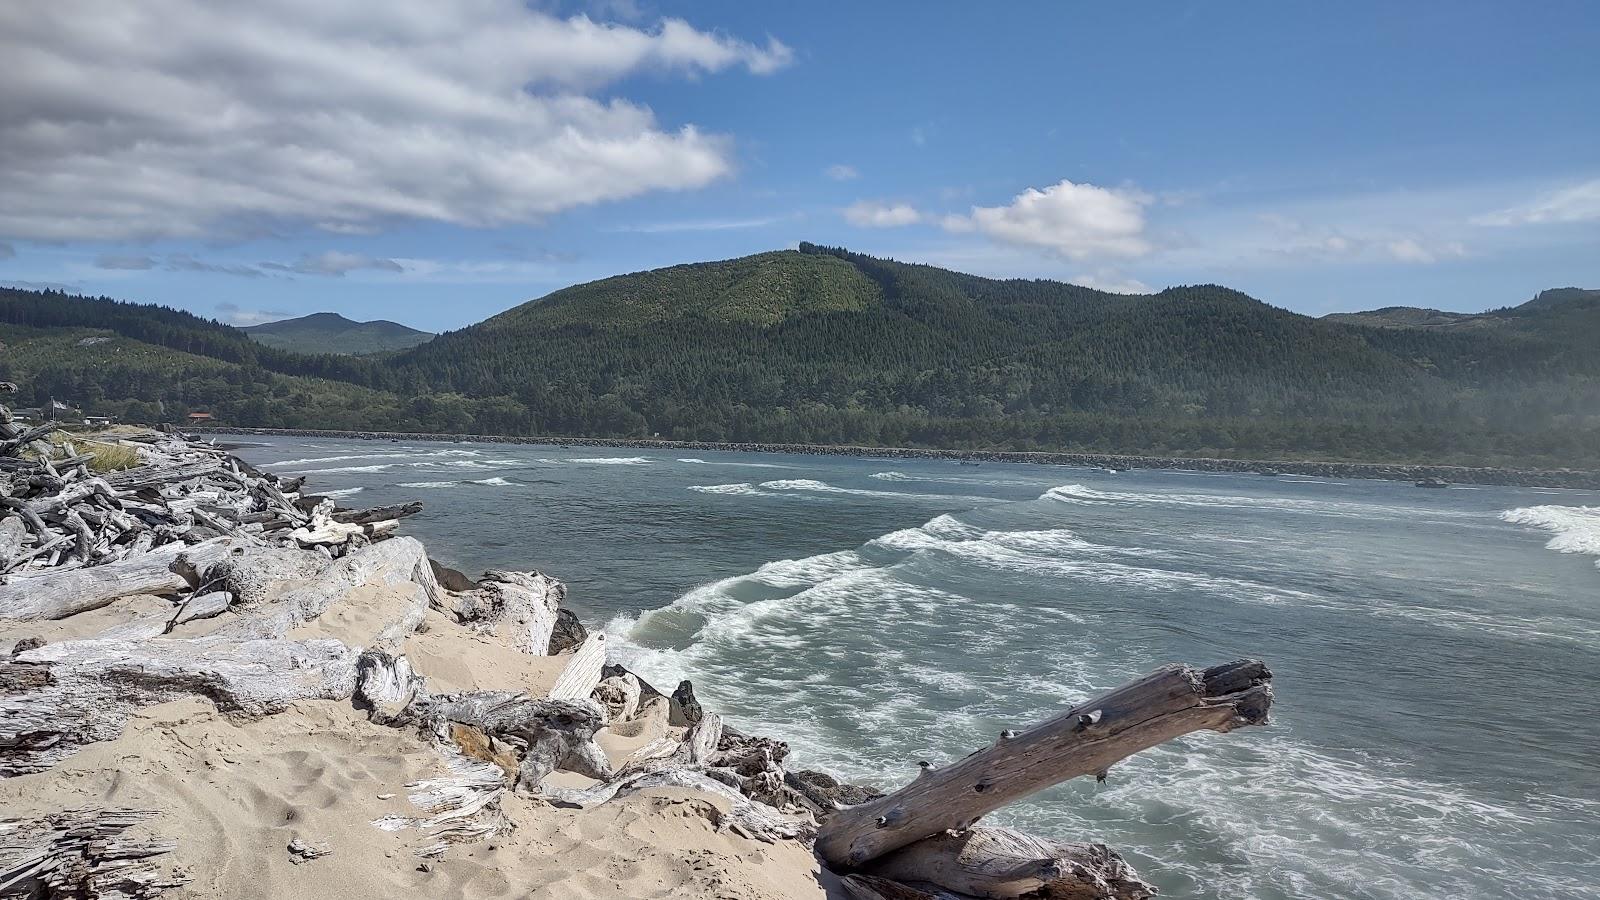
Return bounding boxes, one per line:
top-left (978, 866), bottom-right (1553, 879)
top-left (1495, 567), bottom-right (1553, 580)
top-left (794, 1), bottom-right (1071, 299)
top-left (435, 569), bottom-right (563, 656)
top-left (1, 636), bottom-right (360, 775)
top-left (0, 807), bottom-right (186, 898)
top-left (864, 828), bottom-right (1154, 899)
top-left (546, 632), bottom-right (606, 702)
top-left (815, 660), bottom-right (1272, 869)
top-left (0, 538), bottom-right (236, 621)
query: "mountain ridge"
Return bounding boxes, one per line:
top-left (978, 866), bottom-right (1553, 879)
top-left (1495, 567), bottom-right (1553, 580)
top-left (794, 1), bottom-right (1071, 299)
top-left (0, 248), bottom-right (1596, 466)
top-left (243, 311), bottom-right (433, 355)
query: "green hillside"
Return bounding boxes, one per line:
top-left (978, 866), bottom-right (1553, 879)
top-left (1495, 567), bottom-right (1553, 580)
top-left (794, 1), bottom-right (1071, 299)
top-left (244, 312), bottom-right (433, 355)
top-left (391, 245), bottom-right (1600, 464)
top-left (2, 253), bottom-right (1598, 466)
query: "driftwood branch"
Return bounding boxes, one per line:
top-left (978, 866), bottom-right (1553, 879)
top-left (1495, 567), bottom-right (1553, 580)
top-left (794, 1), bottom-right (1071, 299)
top-left (0, 807), bottom-right (186, 899)
top-left (864, 828), bottom-right (1154, 899)
top-left (815, 660), bottom-right (1272, 870)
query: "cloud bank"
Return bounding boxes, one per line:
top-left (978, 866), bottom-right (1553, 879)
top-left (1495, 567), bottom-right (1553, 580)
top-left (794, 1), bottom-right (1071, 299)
top-left (0, 1), bottom-right (791, 242)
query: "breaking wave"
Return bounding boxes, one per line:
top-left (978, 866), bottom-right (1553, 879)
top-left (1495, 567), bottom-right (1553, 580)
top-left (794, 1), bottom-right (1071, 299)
top-left (318, 487), bottom-right (364, 499)
top-left (1501, 505), bottom-right (1600, 568)
top-left (568, 456), bottom-right (650, 465)
top-left (688, 483), bottom-right (767, 497)
top-left (396, 481), bottom-right (457, 489)
top-left (1042, 483), bottom-right (1471, 520)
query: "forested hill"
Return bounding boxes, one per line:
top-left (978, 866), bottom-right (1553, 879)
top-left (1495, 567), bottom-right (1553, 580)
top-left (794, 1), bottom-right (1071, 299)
top-left (389, 244), bottom-right (1600, 463)
top-left (243, 312), bottom-right (433, 355)
top-left (1, 248), bottom-right (1598, 467)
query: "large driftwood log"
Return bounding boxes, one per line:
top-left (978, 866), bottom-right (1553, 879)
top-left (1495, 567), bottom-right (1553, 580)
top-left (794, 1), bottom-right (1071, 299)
top-left (436, 569), bottom-right (563, 656)
top-left (1, 636), bottom-right (360, 775)
top-left (815, 660), bottom-right (1272, 869)
top-left (213, 536), bottom-right (438, 643)
top-left (547, 632), bottom-right (606, 702)
top-left (353, 650), bottom-right (613, 792)
top-left (864, 828), bottom-right (1154, 900)
top-left (0, 539), bottom-right (237, 621)
top-left (0, 807), bottom-right (186, 899)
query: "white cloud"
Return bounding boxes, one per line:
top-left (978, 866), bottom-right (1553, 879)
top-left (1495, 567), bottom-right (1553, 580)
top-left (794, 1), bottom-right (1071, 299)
top-left (1473, 178), bottom-right (1600, 226)
top-left (1069, 271), bottom-right (1152, 294)
top-left (844, 201), bottom-right (923, 228)
top-left (1384, 238), bottom-right (1465, 264)
top-left (949, 180), bottom-right (1153, 261)
top-left (216, 302), bottom-right (293, 326)
top-left (823, 164), bottom-right (859, 181)
top-left (260, 251), bottom-right (404, 277)
top-left (0, 2), bottom-right (791, 242)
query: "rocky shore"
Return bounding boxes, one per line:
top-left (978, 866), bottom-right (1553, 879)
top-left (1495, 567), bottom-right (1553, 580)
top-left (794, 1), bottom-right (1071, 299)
top-left (2, 429), bottom-right (1275, 899)
top-left (194, 426), bottom-right (1600, 490)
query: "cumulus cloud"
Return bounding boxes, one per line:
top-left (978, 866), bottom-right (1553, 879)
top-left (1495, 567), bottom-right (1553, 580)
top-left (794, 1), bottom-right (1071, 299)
top-left (260, 251), bottom-right (405, 277)
top-left (843, 201), bottom-right (924, 228)
top-left (823, 164), bottom-right (859, 181)
top-left (1068, 271), bottom-right (1152, 294)
top-left (949, 180), bottom-right (1152, 260)
top-left (216, 302), bottom-right (293, 326)
top-left (0, 2), bottom-right (791, 242)
top-left (1473, 178), bottom-right (1600, 226)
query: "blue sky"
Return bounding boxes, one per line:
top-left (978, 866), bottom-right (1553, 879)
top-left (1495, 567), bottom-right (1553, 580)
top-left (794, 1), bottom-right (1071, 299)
top-left (1, 0), bottom-right (1596, 331)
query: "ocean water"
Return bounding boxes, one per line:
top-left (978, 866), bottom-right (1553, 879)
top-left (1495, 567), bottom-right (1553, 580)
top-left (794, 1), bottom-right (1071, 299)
top-left (235, 437), bottom-right (1600, 899)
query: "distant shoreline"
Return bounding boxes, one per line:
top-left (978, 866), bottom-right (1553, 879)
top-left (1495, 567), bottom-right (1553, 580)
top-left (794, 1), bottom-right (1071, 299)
top-left (187, 426), bottom-right (1600, 490)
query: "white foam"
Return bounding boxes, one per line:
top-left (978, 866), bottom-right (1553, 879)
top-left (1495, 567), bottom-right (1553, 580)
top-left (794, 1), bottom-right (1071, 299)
top-left (678, 458), bottom-right (708, 464)
top-left (1501, 505), bottom-right (1600, 568)
top-left (688, 483), bottom-right (766, 496)
top-left (870, 471), bottom-right (914, 481)
top-left (758, 478), bottom-right (982, 503)
top-left (1042, 483), bottom-right (1469, 520)
top-left (470, 476), bottom-right (515, 486)
top-left (568, 456), bottom-right (650, 465)
top-left (318, 487), bottom-right (364, 499)
top-left (276, 453), bottom-right (409, 466)
top-left (294, 463), bottom-right (398, 474)
top-left (396, 481), bottom-right (457, 488)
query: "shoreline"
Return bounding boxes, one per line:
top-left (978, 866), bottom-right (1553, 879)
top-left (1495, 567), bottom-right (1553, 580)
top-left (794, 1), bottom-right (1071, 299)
top-left (192, 426), bottom-right (1600, 490)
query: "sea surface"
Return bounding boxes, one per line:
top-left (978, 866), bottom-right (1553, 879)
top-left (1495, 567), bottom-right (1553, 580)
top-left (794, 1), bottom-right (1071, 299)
top-left (235, 437), bottom-right (1600, 900)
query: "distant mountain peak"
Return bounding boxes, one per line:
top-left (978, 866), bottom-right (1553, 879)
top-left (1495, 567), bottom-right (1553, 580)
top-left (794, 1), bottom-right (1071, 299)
top-left (242, 311), bottom-right (433, 355)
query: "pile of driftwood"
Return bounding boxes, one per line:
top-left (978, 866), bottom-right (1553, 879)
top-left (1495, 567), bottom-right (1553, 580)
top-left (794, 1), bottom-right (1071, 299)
top-left (0, 430), bottom-right (1274, 900)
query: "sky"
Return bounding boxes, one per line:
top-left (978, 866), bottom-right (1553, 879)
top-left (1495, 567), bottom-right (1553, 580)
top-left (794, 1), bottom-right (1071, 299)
top-left (1, 0), bottom-right (1597, 331)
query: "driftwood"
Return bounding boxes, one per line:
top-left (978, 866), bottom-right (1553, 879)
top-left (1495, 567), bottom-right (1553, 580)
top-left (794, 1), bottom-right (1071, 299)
top-left (435, 569), bottom-right (564, 656)
top-left (865, 828), bottom-right (1153, 900)
top-left (1, 636), bottom-right (360, 775)
top-left (353, 650), bottom-right (613, 792)
top-left (0, 539), bottom-right (236, 621)
top-left (0, 807), bottom-right (186, 899)
top-left (547, 632), bottom-right (607, 702)
top-left (0, 424), bottom-right (420, 585)
top-left (815, 660), bottom-right (1272, 876)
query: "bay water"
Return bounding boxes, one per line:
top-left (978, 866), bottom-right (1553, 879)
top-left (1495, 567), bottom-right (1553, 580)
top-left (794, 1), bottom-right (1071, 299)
top-left (235, 437), bottom-right (1600, 899)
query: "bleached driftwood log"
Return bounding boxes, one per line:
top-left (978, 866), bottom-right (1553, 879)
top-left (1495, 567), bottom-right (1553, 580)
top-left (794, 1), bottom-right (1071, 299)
top-left (435, 569), bottom-right (563, 656)
top-left (0, 807), bottom-right (186, 899)
top-left (353, 650), bottom-right (613, 792)
top-left (0, 538), bottom-right (236, 621)
top-left (1, 636), bottom-right (360, 775)
top-left (815, 660), bottom-right (1272, 872)
top-left (213, 536), bottom-right (439, 644)
top-left (547, 632), bottom-right (606, 702)
top-left (864, 828), bottom-right (1153, 900)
